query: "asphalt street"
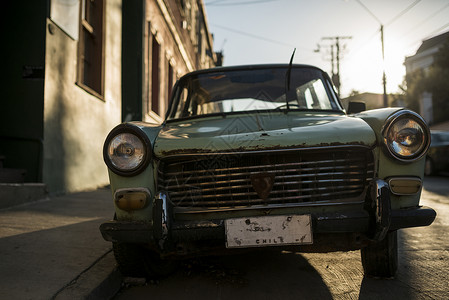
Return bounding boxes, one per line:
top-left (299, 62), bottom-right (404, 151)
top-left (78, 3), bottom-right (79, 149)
top-left (114, 175), bottom-right (449, 299)
top-left (0, 176), bottom-right (447, 299)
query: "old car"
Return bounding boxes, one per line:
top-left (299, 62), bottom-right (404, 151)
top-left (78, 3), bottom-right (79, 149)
top-left (425, 130), bottom-right (449, 176)
top-left (100, 64), bottom-right (436, 279)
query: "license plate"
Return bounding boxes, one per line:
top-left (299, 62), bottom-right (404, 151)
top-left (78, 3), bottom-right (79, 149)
top-left (225, 215), bottom-right (313, 248)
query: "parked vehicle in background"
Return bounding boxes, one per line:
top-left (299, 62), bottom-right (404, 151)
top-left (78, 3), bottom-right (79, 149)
top-left (100, 64), bottom-right (436, 280)
top-left (425, 130), bottom-right (449, 175)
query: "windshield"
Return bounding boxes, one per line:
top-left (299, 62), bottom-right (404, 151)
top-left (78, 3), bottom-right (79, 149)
top-left (166, 66), bottom-right (342, 120)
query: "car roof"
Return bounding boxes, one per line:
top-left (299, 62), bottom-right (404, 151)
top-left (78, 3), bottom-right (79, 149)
top-left (180, 64), bottom-right (325, 78)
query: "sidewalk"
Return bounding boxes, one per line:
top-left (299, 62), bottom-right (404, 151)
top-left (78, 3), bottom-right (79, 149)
top-left (0, 187), bottom-right (122, 300)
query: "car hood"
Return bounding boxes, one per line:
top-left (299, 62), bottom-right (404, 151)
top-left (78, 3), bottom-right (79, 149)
top-left (154, 112), bottom-right (376, 158)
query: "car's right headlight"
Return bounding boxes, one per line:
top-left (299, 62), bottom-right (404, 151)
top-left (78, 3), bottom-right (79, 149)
top-left (382, 110), bottom-right (430, 162)
top-left (103, 124), bottom-right (152, 176)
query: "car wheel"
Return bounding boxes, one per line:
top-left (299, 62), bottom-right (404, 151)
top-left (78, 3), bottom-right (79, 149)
top-left (424, 157), bottom-right (434, 176)
top-left (361, 231), bottom-right (398, 278)
top-left (113, 242), bottom-right (178, 279)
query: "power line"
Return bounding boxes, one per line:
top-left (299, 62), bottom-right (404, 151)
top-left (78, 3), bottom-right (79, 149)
top-left (206, 0), bottom-right (227, 4)
top-left (353, 0), bottom-right (423, 106)
top-left (401, 6), bottom-right (449, 52)
top-left (354, 2), bottom-right (387, 103)
top-left (399, 2), bottom-right (449, 40)
top-left (210, 23), bottom-right (303, 49)
top-left (385, 0), bottom-right (422, 26)
top-left (347, 0), bottom-right (432, 59)
top-left (342, 29), bottom-right (379, 61)
top-left (205, 0), bottom-right (227, 5)
top-left (356, 0), bottom-right (423, 27)
top-left (426, 22), bottom-right (449, 39)
top-left (355, 0), bottom-right (382, 24)
top-left (347, 1), bottom-right (449, 60)
top-left (206, 0), bottom-right (277, 6)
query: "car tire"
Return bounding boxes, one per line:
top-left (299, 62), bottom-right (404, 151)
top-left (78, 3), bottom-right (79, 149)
top-left (361, 231), bottom-right (398, 278)
top-left (424, 157), bottom-right (434, 176)
top-left (113, 242), bottom-right (178, 279)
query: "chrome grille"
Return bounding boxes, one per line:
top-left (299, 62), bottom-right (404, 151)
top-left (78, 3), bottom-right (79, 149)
top-left (158, 148), bottom-right (374, 209)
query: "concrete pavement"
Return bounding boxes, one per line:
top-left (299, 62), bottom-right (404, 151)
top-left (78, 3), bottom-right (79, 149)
top-left (0, 187), bottom-right (122, 300)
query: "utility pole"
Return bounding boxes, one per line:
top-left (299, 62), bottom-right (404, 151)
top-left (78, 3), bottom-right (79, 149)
top-left (320, 36), bottom-right (352, 96)
top-left (330, 44), bottom-right (335, 76)
top-left (354, 0), bottom-right (388, 107)
top-left (380, 25), bottom-right (387, 107)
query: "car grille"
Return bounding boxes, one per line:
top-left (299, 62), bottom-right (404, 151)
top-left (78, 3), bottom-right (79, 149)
top-left (158, 147), bottom-right (374, 209)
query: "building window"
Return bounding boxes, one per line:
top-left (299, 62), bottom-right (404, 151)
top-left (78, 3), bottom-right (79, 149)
top-left (77, 0), bottom-right (105, 98)
top-left (167, 61), bottom-right (174, 105)
top-left (150, 35), bottom-right (160, 115)
top-left (179, 0), bottom-right (186, 11)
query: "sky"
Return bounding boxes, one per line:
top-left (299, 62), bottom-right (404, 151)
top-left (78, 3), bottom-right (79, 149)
top-left (204, 0), bottom-right (449, 98)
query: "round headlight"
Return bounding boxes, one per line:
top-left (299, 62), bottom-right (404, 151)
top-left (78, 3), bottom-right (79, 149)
top-left (108, 133), bottom-right (145, 170)
top-left (382, 110), bottom-right (430, 161)
top-left (103, 124), bottom-right (151, 176)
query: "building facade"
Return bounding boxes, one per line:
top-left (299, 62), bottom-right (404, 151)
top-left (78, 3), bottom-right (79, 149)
top-left (404, 31), bottom-right (449, 124)
top-left (122, 0), bottom-right (218, 124)
top-left (1, 0), bottom-right (218, 196)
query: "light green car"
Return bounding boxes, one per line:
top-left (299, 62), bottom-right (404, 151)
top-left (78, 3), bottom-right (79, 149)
top-left (100, 64), bottom-right (436, 279)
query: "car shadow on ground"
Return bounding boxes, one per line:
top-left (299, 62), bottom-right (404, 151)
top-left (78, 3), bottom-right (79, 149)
top-left (115, 248), bottom-right (334, 299)
top-left (116, 230), bottom-right (442, 299)
top-left (359, 226), bottom-right (445, 299)
top-left (358, 230), bottom-right (413, 299)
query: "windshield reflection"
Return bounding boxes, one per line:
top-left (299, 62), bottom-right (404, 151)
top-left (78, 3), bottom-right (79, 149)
top-left (167, 66), bottom-right (342, 120)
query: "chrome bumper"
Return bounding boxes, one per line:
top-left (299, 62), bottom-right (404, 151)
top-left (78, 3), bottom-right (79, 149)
top-left (100, 179), bottom-right (436, 247)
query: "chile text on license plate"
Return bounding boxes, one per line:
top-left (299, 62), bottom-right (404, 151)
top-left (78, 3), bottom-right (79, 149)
top-left (225, 215), bottom-right (313, 248)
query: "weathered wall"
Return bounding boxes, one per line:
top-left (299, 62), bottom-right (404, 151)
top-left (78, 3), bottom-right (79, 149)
top-left (43, 0), bottom-right (122, 194)
top-left (143, 0), bottom-right (193, 124)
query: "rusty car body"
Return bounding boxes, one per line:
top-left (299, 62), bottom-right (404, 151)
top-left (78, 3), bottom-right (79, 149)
top-left (100, 64), bottom-right (436, 278)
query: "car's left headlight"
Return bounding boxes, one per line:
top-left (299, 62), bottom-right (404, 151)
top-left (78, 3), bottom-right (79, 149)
top-left (382, 110), bottom-right (430, 162)
top-left (103, 124), bottom-right (152, 176)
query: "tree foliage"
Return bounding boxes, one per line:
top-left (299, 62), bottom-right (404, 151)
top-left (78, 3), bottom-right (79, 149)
top-left (398, 69), bottom-right (424, 113)
top-left (402, 37), bottom-right (449, 124)
top-left (425, 38), bottom-right (449, 123)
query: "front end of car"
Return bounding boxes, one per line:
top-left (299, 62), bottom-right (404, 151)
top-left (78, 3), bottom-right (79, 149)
top-left (100, 65), bottom-right (436, 279)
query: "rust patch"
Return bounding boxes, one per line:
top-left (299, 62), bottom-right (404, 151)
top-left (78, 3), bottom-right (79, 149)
top-left (250, 173), bottom-right (275, 201)
top-left (158, 141), bottom-right (372, 157)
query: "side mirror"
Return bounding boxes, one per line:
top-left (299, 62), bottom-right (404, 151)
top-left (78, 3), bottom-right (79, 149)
top-left (347, 101), bottom-right (366, 114)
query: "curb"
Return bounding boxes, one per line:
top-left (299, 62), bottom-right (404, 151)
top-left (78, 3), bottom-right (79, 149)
top-left (0, 183), bottom-right (48, 209)
top-left (53, 251), bottom-right (123, 300)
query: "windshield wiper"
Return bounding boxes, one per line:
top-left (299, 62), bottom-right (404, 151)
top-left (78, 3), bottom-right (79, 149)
top-left (284, 48), bottom-right (296, 111)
